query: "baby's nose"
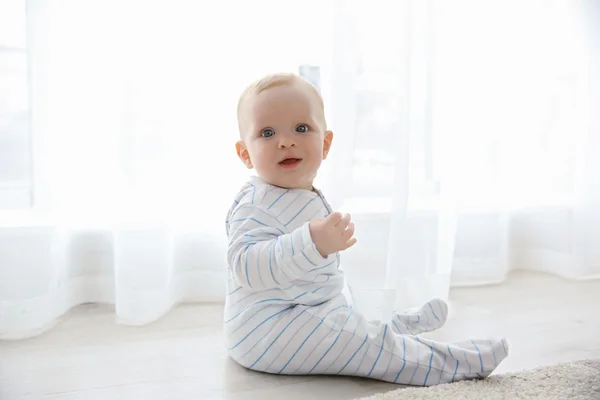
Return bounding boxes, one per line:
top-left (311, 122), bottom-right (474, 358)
top-left (277, 133), bottom-right (297, 148)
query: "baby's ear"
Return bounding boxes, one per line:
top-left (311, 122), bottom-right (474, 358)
top-left (322, 130), bottom-right (334, 160)
top-left (236, 141), bottom-right (253, 169)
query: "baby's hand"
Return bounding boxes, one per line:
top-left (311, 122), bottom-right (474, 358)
top-left (309, 212), bottom-right (357, 257)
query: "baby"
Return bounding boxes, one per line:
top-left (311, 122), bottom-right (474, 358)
top-left (224, 72), bottom-right (508, 385)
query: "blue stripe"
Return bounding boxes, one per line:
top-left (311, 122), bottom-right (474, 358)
top-left (229, 242), bottom-right (258, 247)
top-left (381, 344), bottom-right (394, 380)
top-left (408, 339), bottom-right (420, 385)
top-left (438, 353), bottom-right (447, 384)
top-left (392, 318), bottom-right (414, 335)
top-left (229, 217), bottom-right (285, 235)
top-left (266, 312), bottom-right (315, 371)
top-left (245, 244), bottom-right (254, 288)
top-left (393, 336), bottom-right (407, 383)
top-left (324, 320), bottom-right (361, 373)
top-left (229, 235), bottom-right (252, 246)
top-left (228, 286), bottom-right (242, 295)
top-left (276, 192), bottom-right (302, 218)
top-left (227, 282), bottom-right (300, 309)
top-left (231, 205), bottom-right (284, 228)
top-left (308, 311), bottom-right (353, 374)
top-left (423, 343), bottom-right (434, 385)
top-left (353, 344), bottom-right (371, 374)
top-left (294, 326), bottom-right (332, 373)
top-left (290, 233), bottom-right (294, 255)
top-left (229, 306), bottom-right (269, 335)
top-left (225, 292), bottom-right (309, 324)
top-left (301, 250), bottom-right (318, 267)
top-left (298, 274), bottom-right (327, 287)
top-left (250, 183), bottom-right (256, 204)
top-left (452, 360), bottom-right (459, 382)
top-left (501, 339), bottom-right (508, 357)
top-left (490, 340), bottom-right (497, 365)
top-left (240, 334), bottom-right (267, 360)
top-left (250, 310), bottom-right (308, 369)
top-left (268, 189), bottom-right (289, 209)
top-left (239, 310), bottom-right (290, 360)
top-left (228, 287), bottom-right (278, 308)
top-left (227, 307), bottom-right (290, 350)
top-left (233, 199), bottom-right (239, 205)
top-left (307, 259), bottom-right (336, 273)
top-left (279, 305), bottom-right (346, 373)
top-left (284, 198), bottom-right (315, 226)
top-left (428, 302), bottom-right (441, 322)
top-left (367, 325), bottom-right (387, 377)
top-left (230, 217), bottom-right (267, 226)
top-left (471, 340), bottom-right (484, 372)
top-left (269, 245), bottom-right (279, 285)
top-left (337, 335), bottom-right (368, 374)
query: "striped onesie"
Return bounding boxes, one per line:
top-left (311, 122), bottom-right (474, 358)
top-left (224, 176), bottom-right (508, 386)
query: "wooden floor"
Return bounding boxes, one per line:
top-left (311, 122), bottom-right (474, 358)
top-left (1, 271), bottom-right (599, 400)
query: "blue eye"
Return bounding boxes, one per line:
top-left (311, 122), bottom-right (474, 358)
top-left (261, 128), bottom-right (275, 138)
top-left (296, 124), bottom-right (309, 133)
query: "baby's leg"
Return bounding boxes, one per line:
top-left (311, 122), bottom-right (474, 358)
top-left (312, 309), bottom-right (508, 385)
top-left (390, 298), bottom-right (448, 335)
top-left (231, 295), bottom-right (508, 386)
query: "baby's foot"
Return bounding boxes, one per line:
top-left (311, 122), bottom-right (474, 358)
top-left (406, 336), bottom-right (509, 385)
top-left (450, 337), bottom-right (509, 379)
top-left (390, 298), bottom-right (448, 335)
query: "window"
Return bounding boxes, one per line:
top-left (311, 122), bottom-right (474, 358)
top-left (333, 1), bottom-right (586, 212)
top-left (332, 0), bottom-right (438, 213)
top-left (0, 0), bottom-right (32, 209)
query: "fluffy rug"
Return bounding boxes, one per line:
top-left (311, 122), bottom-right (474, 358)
top-left (356, 359), bottom-right (600, 400)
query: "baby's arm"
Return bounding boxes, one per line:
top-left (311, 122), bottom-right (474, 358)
top-left (227, 203), bottom-right (335, 290)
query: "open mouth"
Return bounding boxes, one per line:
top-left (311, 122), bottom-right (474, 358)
top-left (278, 158), bottom-right (302, 168)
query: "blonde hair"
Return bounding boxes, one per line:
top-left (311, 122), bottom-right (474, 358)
top-left (236, 72), bottom-right (326, 136)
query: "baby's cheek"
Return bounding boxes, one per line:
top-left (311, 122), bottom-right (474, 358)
top-left (252, 150), bottom-right (268, 165)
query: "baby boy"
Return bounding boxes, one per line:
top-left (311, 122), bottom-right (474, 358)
top-left (224, 72), bottom-right (508, 385)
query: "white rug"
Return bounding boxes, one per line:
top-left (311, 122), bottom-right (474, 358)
top-left (357, 359), bottom-right (600, 400)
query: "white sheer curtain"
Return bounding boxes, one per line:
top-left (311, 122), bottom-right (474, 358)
top-left (0, 0), bottom-right (336, 339)
top-left (333, 0), bottom-right (600, 321)
top-left (1, 0), bottom-right (599, 339)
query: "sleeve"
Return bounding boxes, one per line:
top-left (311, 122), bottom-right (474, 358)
top-left (226, 203), bottom-right (335, 290)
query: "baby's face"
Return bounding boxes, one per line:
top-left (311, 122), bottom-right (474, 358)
top-left (236, 82), bottom-right (333, 190)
